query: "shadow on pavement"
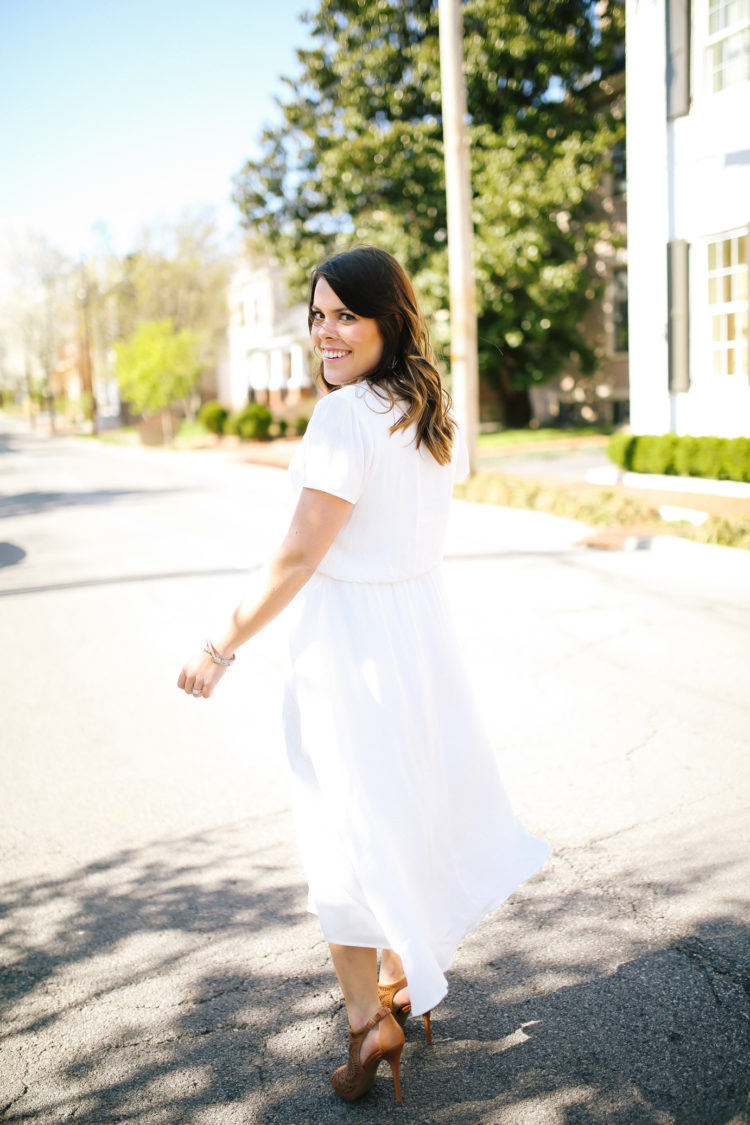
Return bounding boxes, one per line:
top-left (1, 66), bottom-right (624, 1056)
top-left (0, 565), bottom-right (255, 600)
top-left (0, 488), bottom-right (187, 521)
top-left (0, 543), bottom-right (25, 569)
top-left (1, 817), bottom-right (749, 1124)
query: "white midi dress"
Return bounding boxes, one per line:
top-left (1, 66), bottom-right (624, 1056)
top-left (283, 382), bottom-right (549, 1017)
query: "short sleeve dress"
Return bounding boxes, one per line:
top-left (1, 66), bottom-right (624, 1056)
top-left (284, 382), bottom-right (549, 1017)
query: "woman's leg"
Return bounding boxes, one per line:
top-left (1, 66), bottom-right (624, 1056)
top-left (379, 948), bottom-right (409, 1010)
top-left (328, 943), bottom-right (405, 1102)
top-left (379, 949), bottom-right (431, 1044)
top-left (379, 948), bottom-right (405, 985)
top-left (328, 943), bottom-right (381, 1059)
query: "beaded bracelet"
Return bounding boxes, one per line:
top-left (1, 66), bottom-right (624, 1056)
top-left (202, 639), bottom-right (236, 667)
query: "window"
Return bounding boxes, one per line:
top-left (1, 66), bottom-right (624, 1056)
top-left (707, 233), bottom-right (748, 376)
top-left (612, 268), bottom-right (629, 353)
top-left (707, 0), bottom-right (750, 91)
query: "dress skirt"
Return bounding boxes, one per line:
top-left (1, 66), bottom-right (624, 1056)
top-left (282, 565), bottom-right (549, 1018)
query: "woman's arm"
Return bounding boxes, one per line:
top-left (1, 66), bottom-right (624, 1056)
top-left (177, 487), bottom-right (353, 698)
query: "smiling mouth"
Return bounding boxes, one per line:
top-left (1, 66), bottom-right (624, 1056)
top-left (322, 349), bottom-right (351, 360)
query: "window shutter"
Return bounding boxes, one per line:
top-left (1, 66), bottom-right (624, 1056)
top-left (666, 0), bottom-right (691, 120)
top-left (668, 239), bottom-right (690, 392)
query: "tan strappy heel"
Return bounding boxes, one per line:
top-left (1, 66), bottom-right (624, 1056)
top-left (331, 1006), bottom-right (405, 1103)
top-left (377, 977), bottom-right (433, 1045)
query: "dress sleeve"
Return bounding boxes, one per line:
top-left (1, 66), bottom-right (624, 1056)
top-left (297, 390), bottom-right (370, 503)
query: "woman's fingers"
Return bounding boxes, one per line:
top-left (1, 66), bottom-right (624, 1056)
top-left (177, 654), bottom-right (225, 699)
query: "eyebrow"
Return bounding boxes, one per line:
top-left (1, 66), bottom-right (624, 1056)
top-left (310, 304), bottom-right (351, 313)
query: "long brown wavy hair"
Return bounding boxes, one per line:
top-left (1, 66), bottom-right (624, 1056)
top-left (308, 246), bottom-right (455, 466)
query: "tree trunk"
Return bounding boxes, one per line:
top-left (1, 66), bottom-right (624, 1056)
top-left (161, 409), bottom-right (174, 446)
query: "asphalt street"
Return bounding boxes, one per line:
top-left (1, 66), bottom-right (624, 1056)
top-left (1, 418), bottom-right (749, 1125)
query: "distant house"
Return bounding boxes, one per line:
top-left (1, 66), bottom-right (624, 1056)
top-left (626, 0), bottom-right (750, 437)
top-left (220, 259), bottom-right (315, 412)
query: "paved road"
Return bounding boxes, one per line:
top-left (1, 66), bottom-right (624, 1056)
top-left (1, 420), bottom-right (749, 1125)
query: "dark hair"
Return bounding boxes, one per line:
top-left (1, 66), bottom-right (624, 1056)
top-left (308, 246), bottom-right (455, 465)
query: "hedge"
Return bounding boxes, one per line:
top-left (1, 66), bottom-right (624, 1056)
top-left (226, 403), bottom-right (273, 441)
top-left (198, 400), bottom-right (228, 435)
top-left (608, 433), bottom-right (750, 483)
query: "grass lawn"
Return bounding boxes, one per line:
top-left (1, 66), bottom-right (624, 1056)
top-left (92, 425), bottom-right (140, 445)
top-left (477, 426), bottom-right (613, 449)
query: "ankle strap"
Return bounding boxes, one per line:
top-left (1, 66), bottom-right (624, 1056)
top-left (349, 1006), bottom-right (388, 1036)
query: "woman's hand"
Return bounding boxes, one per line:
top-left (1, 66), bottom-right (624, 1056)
top-left (177, 649), bottom-right (228, 700)
top-left (176, 488), bottom-right (352, 703)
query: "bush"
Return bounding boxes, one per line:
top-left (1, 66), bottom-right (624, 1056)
top-left (721, 437), bottom-right (750, 483)
top-left (198, 400), bottom-right (229, 435)
top-left (294, 414), bottom-right (309, 437)
top-left (608, 433), bottom-right (750, 483)
top-left (606, 430), bottom-right (635, 470)
top-left (630, 433), bottom-right (679, 475)
top-left (232, 403), bottom-right (273, 441)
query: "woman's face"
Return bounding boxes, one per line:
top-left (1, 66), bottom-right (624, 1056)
top-left (310, 278), bottom-right (384, 387)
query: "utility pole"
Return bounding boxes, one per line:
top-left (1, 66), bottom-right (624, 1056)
top-left (439, 0), bottom-right (479, 474)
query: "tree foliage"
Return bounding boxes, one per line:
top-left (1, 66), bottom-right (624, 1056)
top-left (234, 0), bottom-right (624, 423)
top-left (112, 212), bottom-right (231, 389)
top-left (0, 229), bottom-right (72, 403)
top-left (114, 318), bottom-right (201, 418)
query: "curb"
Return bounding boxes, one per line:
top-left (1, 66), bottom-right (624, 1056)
top-left (579, 527), bottom-right (749, 561)
top-left (587, 464), bottom-right (750, 500)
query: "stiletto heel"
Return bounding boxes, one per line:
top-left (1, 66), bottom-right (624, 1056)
top-left (387, 1041), bottom-right (404, 1103)
top-left (331, 1006), bottom-right (405, 1103)
top-left (378, 977), bottom-right (434, 1044)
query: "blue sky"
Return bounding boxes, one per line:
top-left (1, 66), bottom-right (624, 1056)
top-left (0, 0), bottom-right (313, 257)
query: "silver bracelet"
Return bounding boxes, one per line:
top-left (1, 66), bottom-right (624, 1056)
top-left (202, 639), bottom-right (236, 667)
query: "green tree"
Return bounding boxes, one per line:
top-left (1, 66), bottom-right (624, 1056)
top-left (97, 212), bottom-right (230, 412)
top-left (114, 318), bottom-right (201, 443)
top-left (234, 0), bottom-right (624, 425)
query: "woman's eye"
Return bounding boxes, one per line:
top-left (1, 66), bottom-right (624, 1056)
top-left (340, 313), bottom-right (355, 322)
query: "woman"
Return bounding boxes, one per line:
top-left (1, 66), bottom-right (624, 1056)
top-left (178, 246), bottom-right (549, 1104)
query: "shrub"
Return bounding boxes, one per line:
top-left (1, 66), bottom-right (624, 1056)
top-left (607, 430), bottom-right (635, 469)
top-left (721, 437), bottom-right (750, 483)
top-left (608, 433), bottom-right (750, 483)
top-left (198, 400), bottom-right (229, 435)
top-left (233, 403), bottom-right (273, 441)
top-left (673, 436), bottom-right (704, 477)
top-left (294, 414), bottom-right (309, 436)
top-left (631, 433), bottom-right (679, 475)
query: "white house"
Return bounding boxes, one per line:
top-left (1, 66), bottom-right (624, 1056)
top-left (220, 259), bottom-right (315, 412)
top-left (626, 0), bottom-right (750, 437)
